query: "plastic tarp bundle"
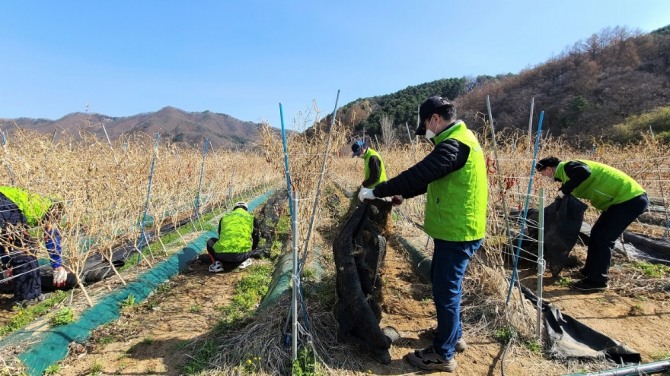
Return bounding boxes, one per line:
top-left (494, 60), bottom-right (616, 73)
top-left (516, 196), bottom-right (588, 276)
top-left (332, 200), bottom-right (396, 364)
top-left (520, 284), bottom-right (641, 363)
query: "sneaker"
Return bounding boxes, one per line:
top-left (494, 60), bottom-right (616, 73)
top-left (238, 259), bottom-right (253, 269)
top-left (405, 346), bottom-right (457, 372)
top-left (209, 261), bottom-right (224, 273)
top-left (569, 278), bottom-right (608, 292)
top-left (455, 338), bottom-right (467, 353)
top-left (427, 328), bottom-right (467, 353)
top-left (14, 293), bottom-right (48, 308)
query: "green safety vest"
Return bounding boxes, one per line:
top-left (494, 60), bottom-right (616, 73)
top-left (362, 148), bottom-right (387, 188)
top-left (423, 122), bottom-right (488, 241)
top-left (555, 160), bottom-right (645, 211)
top-left (213, 208), bottom-right (254, 254)
top-left (0, 186), bottom-right (52, 226)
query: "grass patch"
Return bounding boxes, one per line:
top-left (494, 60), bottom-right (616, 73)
top-left (90, 359), bottom-right (103, 375)
top-left (631, 261), bottom-right (669, 278)
top-left (556, 277), bottom-right (572, 287)
top-left (119, 294), bottom-right (137, 309)
top-left (292, 346), bottom-right (317, 376)
top-left (0, 290), bottom-right (67, 336)
top-left (628, 304), bottom-right (644, 316)
top-left (50, 307), bottom-right (76, 326)
top-left (492, 326), bottom-right (516, 344)
top-left (218, 264), bottom-right (272, 323)
top-left (183, 264), bottom-right (272, 374)
top-left (44, 364), bottom-right (62, 375)
top-left (523, 339), bottom-right (542, 353)
top-left (181, 339), bottom-right (218, 375)
top-left (97, 335), bottom-right (116, 345)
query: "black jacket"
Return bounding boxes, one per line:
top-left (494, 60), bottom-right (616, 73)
top-left (556, 161), bottom-right (591, 195)
top-left (373, 133), bottom-right (470, 199)
top-left (361, 155), bottom-right (382, 188)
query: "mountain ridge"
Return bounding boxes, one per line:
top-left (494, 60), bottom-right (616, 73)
top-left (1, 106), bottom-right (264, 148)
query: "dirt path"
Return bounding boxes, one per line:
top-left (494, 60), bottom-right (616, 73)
top-left (55, 258), bottom-right (252, 376)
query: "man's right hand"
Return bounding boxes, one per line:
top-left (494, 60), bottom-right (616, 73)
top-left (358, 187), bottom-right (376, 201)
top-left (53, 266), bottom-right (68, 288)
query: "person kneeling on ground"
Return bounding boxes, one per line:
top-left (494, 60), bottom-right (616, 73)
top-left (205, 202), bottom-right (264, 273)
top-left (0, 186), bottom-right (67, 306)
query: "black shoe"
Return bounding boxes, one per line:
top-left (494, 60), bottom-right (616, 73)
top-left (569, 278), bottom-right (608, 292)
top-left (405, 346), bottom-right (457, 372)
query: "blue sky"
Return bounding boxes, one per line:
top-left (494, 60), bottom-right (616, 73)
top-left (1, 1), bottom-right (668, 129)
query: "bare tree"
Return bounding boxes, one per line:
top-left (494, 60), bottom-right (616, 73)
top-left (380, 114), bottom-right (396, 146)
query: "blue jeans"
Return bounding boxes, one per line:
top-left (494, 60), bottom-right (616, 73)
top-left (431, 238), bottom-right (482, 360)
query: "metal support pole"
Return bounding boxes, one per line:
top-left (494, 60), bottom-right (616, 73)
top-left (506, 111), bottom-right (544, 304)
top-left (139, 133), bottom-right (159, 247)
top-left (528, 97), bottom-right (535, 152)
top-left (536, 188), bottom-right (545, 340)
top-left (279, 103), bottom-right (294, 218)
top-left (291, 190), bottom-right (299, 361)
top-left (194, 138), bottom-right (208, 219)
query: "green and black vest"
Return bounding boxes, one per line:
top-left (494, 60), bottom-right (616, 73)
top-left (0, 186), bottom-right (52, 226)
top-left (362, 148), bottom-right (388, 188)
top-left (554, 160), bottom-right (645, 211)
top-left (213, 208), bottom-right (254, 254)
top-left (423, 122), bottom-right (488, 241)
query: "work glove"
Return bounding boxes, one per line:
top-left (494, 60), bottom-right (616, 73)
top-left (53, 266), bottom-right (68, 288)
top-left (391, 195), bottom-right (404, 206)
top-left (556, 189), bottom-right (565, 199)
top-left (358, 187), bottom-right (376, 201)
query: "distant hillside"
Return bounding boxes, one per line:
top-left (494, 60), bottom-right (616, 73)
top-left (323, 25), bottom-right (670, 144)
top-left (0, 106), bottom-right (265, 148)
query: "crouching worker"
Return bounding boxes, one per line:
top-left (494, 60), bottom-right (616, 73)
top-left (205, 202), bottom-right (264, 273)
top-left (0, 186), bottom-right (67, 306)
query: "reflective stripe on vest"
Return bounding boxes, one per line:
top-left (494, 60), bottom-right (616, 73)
top-left (555, 160), bottom-right (645, 211)
top-left (423, 122), bottom-right (488, 241)
top-left (213, 208), bottom-right (254, 254)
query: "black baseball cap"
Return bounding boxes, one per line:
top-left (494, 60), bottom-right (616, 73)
top-left (416, 96), bottom-right (453, 136)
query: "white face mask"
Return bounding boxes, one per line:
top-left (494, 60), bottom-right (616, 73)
top-left (424, 118), bottom-right (436, 139)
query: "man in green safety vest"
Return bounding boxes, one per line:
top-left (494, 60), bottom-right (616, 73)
top-left (535, 156), bottom-right (648, 292)
top-left (0, 186), bottom-right (67, 306)
top-left (351, 140), bottom-right (388, 189)
top-left (358, 96), bottom-right (488, 372)
top-left (205, 202), bottom-right (264, 273)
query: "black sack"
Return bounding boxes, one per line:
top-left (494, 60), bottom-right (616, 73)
top-left (534, 195), bottom-right (588, 276)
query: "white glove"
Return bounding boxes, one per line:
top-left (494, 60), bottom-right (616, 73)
top-left (53, 266), bottom-right (68, 288)
top-left (358, 187), bottom-right (376, 201)
top-left (557, 190), bottom-right (565, 199)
